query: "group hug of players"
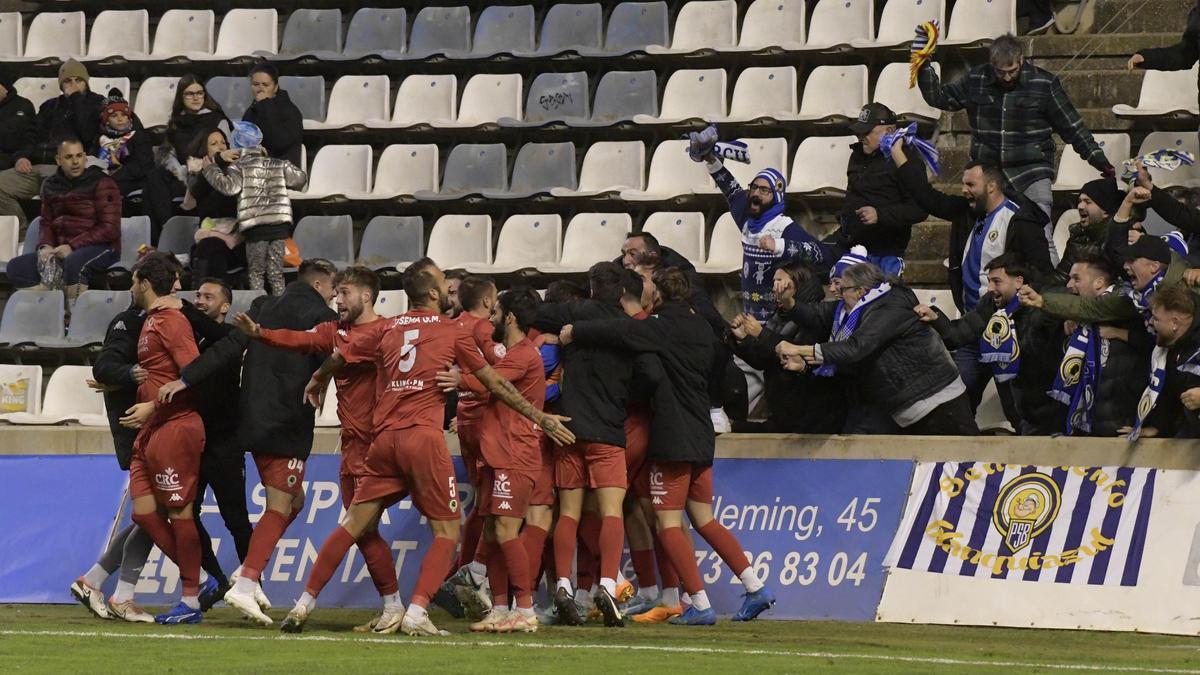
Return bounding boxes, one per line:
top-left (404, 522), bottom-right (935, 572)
top-left (69, 251), bottom-right (776, 635)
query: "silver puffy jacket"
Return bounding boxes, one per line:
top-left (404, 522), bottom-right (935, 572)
top-left (201, 147), bottom-right (307, 230)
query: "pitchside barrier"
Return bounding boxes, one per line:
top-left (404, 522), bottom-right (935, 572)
top-left (2, 429), bottom-right (1200, 635)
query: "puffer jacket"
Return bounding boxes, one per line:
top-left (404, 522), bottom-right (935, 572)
top-left (201, 147), bottom-right (306, 230)
top-left (38, 166), bottom-right (121, 250)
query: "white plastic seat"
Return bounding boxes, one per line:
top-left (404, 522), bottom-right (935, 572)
top-left (36, 290), bottom-right (128, 349)
top-left (292, 215), bottom-right (355, 268)
top-left (915, 288), bottom-right (961, 320)
top-left (1136, 132), bottom-right (1200, 188)
top-left (90, 77), bottom-right (133, 101)
top-left (852, 0), bottom-right (944, 48)
top-left (1051, 134), bottom-right (1131, 192)
top-left (359, 216), bottom-right (424, 269)
top-left (196, 9), bottom-right (277, 60)
top-left (305, 76), bottom-right (390, 131)
top-left (633, 68), bottom-right (727, 124)
top-left (642, 212), bottom-right (706, 265)
top-left (205, 76), bottom-right (253, 122)
top-left (788, 136), bottom-right (855, 195)
top-left (133, 77), bottom-right (179, 129)
top-left (728, 0), bottom-right (805, 51)
top-left (316, 379), bottom-right (340, 427)
top-left (0, 12), bottom-right (24, 58)
top-left (1113, 65), bottom-right (1200, 118)
top-left (406, 6), bottom-right (472, 59)
top-left (274, 9), bottom-right (342, 59)
top-left (696, 213), bottom-right (743, 274)
top-left (422, 215), bottom-right (493, 270)
top-left (874, 62), bottom-right (942, 121)
top-left (339, 8), bottom-right (407, 60)
top-left (24, 12), bottom-right (85, 60)
top-left (976, 379), bottom-right (1014, 433)
top-left (467, 215), bottom-right (562, 274)
top-left (0, 215), bottom-right (17, 271)
top-left (647, 0), bottom-right (737, 54)
top-left (552, 141), bottom-right (645, 197)
top-left (488, 142), bottom-right (577, 198)
top-left (147, 10), bottom-right (214, 60)
top-left (797, 65), bottom-right (869, 121)
top-left (538, 213), bottom-right (633, 273)
top-left (620, 140), bottom-right (716, 200)
top-left (718, 66), bottom-right (798, 122)
top-left (158, 216), bottom-right (199, 263)
top-left (85, 10), bottom-right (150, 60)
top-left (293, 145), bottom-right (373, 200)
top-left (439, 74), bottom-right (522, 128)
top-left (0, 290), bottom-right (64, 346)
top-left (941, 0), bottom-right (1016, 47)
top-left (373, 290), bottom-right (409, 318)
top-left (372, 145), bottom-right (439, 198)
top-left (6, 366), bottom-right (106, 426)
top-left (803, 0), bottom-right (873, 50)
top-left (531, 3), bottom-right (603, 56)
top-left (421, 144), bottom-right (507, 198)
top-left (470, 5), bottom-right (536, 57)
top-left (387, 74), bottom-right (457, 128)
top-left (581, 70), bottom-right (658, 126)
top-left (501, 72), bottom-right (590, 127)
top-left (226, 290), bottom-right (265, 324)
top-left (0, 365), bottom-right (42, 420)
top-left (1052, 209), bottom-right (1079, 259)
top-left (110, 217), bottom-right (151, 271)
top-left (14, 78), bottom-right (59, 111)
top-left (591, 1), bottom-right (670, 55)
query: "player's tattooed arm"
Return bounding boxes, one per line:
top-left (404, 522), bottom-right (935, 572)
top-left (304, 350), bottom-right (346, 408)
top-left (472, 364), bottom-right (575, 446)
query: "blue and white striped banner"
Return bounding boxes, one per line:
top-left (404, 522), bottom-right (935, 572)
top-left (884, 462), bottom-right (1157, 586)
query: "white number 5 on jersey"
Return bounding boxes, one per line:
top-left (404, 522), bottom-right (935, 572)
top-left (397, 329), bottom-right (419, 373)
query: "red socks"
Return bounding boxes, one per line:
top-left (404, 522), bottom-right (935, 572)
top-left (578, 511), bottom-right (602, 559)
top-left (658, 526), bottom-right (704, 595)
top-left (456, 507), bottom-right (484, 570)
top-left (655, 537), bottom-right (680, 589)
top-left (305, 526), bottom-right (356, 597)
top-left (629, 547), bottom-right (658, 589)
top-left (552, 515), bottom-right (579, 584)
top-left (598, 516), bottom-right (624, 583)
top-left (132, 511), bottom-right (177, 561)
top-left (500, 539), bottom-right (532, 609)
top-left (698, 521), bottom-right (749, 576)
top-left (412, 535), bottom-right (456, 608)
top-left (242, 509), bottom-right (289, 582)
top-left (358, 531), bottom-right (398, 596)
top-left (487, 546), bottom-right (510, 607)
top-left (171, 518), bottom-right (202, 597)
top-left (519, 525), bottom-right (549, 587)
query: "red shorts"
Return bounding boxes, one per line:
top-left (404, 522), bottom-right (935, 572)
top-left (457, 422), bottom-right (483, 486)
top-left (624, 410), bottom-right (651, 494)
top-left (648, 462), bottom-right (713, 511)
top-left (254, 453), bottom-right (307, 497)
top-left (478, 465), bottom-right (536, 517)
top-left (530, 437), bottom-right (555, 506)
top-left (555, 441), bottom-right (626, 490)
top-left (340, 432), bottom-right (371, 478)
top-left (353, 426), bottom-right (460, 521)
top-left (129, 413), bottom-right (205, 508)
top-left (339, 472), bottom-right (361, 509)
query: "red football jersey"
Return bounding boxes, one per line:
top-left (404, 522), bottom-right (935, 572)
top-left (479, 338), bottom-right (546, 472)
top-left (137, 306), bottom-right (200, 424)
top-left (454, 313), bottom-right (492, 425)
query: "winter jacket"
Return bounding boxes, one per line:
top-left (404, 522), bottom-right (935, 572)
top-left (165, 109), bottom-right (227, 165)
top-left (1144, 306), bottom-right (1200, 438)
top-left (782, 286), bottom-right (962, 418)
top-left (241, 91), bottom-right (304, 167)
top-left (180, 281), bottom-right (337, 458)
top-left (1136, 3), bottom-right (1199, 114)
top-left (184, 308), bottom-right (242, 439)
top-left (92, 304), bottom-right (144, 469)
top-left (20, 89), bottom-right (105, 165)
top-left (1051, 214), bottom-right (1107, 287)
top-left (201, 147), bottom-right (306, 230)
top-left (0, 85), bottom-right (35, 171)
top-left (896, 158), bottom-right (1052, 313)
top-left (104, 128), bottom-right (155, 197)
top-left (532, 299), bottom-right (634, 448)
top-left (572, 302), bottom-right (716, 465)
top-left (38, 166), bottom-right (121, 251)
top-left (611, 245), bottom-right (725, 337)
top-left (836, 142), bottom-right (928, 257)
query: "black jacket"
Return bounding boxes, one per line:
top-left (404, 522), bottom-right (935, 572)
top-left (21, 90), bottom-right (106, 165)
top-left (1145, 309), bottom-right (1200, 438)
top-left (185, 309), bottom-right (241, 440)
top-left (241, 91), bottom-right (304, 167)
top-left (166, 109), bottom-right (227, 164)
top-left (181, 281), bottom-right (336, 458)
top-left (837, 143), bottom-right (928, 257)
top-left (574, 302), bottom-right (716, 464)
top-left (1136, 3), bottom-right (1199, 112)
top-left (92, 304), bottom-right (144, 470)
top-left (611, 245), bottom-right (725, 337)
top-left (783, 286), bottom-right (962, 417)
top-left (0, 86), bottom-right (35, 171)
top-left (896, 158), bottom-right (1052, 313)
top-left (107, 128), bottom-right (155, 197)
top-left (533, 299), bottom-right (633, 447)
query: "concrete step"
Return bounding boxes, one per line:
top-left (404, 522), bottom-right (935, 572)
top-left (1027, 32), bottom-right (1181, 59)
top-left (1092, 0), bottom-right (1193, 36)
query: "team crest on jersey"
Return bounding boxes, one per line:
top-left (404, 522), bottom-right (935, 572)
top-left (992, 472), bottom-right (1061, 554)
top-left (988, 230), bottom-right (999, 242)
top-left (493, 473), bottom-right (513, 500)
top-left (287, 475), bottom-right (297, 487)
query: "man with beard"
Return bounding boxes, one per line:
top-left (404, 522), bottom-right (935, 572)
top-left (1124, 286), bottom-right (1200, 439)
top-left (1051, 179), bottom-right (1124, 286)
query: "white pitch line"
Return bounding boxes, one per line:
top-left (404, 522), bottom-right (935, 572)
top-left (1, 629), bottom-right (1198, 673)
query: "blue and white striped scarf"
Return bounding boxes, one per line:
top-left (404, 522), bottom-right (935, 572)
top-left (1048, 324), bottom-right (1102, 435)
top-left (814, 282), bottom-right (891, 377)
top-left (979, 296), bottom-right (1022, 383)
top-left (1131, 268), bottom-right (1167, 335)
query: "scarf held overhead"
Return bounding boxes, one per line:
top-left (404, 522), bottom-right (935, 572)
top-left (814, 282), bottom-right (892, 377)
top-left (979, 296), bottom-right (1022, 383)
top-left (881, 122), bottom-right (941, 175)
top-left (909, 20), bottom-right (940, 88)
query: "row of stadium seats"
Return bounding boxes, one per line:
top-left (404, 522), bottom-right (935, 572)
top-left (0, 217), bottom-right (150, 276)
top-left (6, 0), bottom-right (1016, 63)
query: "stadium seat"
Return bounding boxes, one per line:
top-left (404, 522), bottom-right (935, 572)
top-left (580, 70), bottom-right (658, 126)
top-left (538, 213), bottom-right (632, 273)
top-left (853, 0), bottom-right (945, 48)
top-left (6, 365), bottom-right (106, 426)
top-left (359, 216), bottom-right (424, 270)
top-left (709, 138), bottom-right (790, 194)
top-left (696, 213), bottom-right (743, 274)
top-left (293, 145), bottom-right (373, 200)
top-left (21, 219), bottom-right (40, 257)
top-left (1112, 65), bottom-right (1200, 118)
top-left (85, 10), bottom-right (150, 60)
top-left (487, 142), bottom-right (577, 198)
top-left (305, 75), bottom-right (388, 130)
top-left (371, 145), bottom-right (440, 198)
top-left (274, 9), bottom-right (342, 59)
top-left (1051, 134), bottom-right (1131, 191)
top-left (797, 65), bottom-right (869, 121)
top-left (90, 77), bottom-right (133, 102)
top-left (642, 212), bottom-right (707, 265)
top-left (552, 141), bottom-right (645, 197)
top-left (728, 0), bottom-right (806, 51)
top-left (942, 0), bottom-right (1017, 46)
top-left (586, 1), bottom-right (670, 56)
top-left (1136, 132), bottom-right (1200, 188)
top-left (718, 66), bottom-right (798, 122)
top-left (0, 12), bottom-right (23, 58)
top-left (0, 216), bottom-right (17, 273)
top-left (803, 0), bottom-right (873, 50)
top-left (874, 62), bottom-right (942, 121)
top-left (621, 139), bottom-right (714, 200)
top-left (338, 8), bottom-right (407, 60)
top-left (422, 144), bottom-right (507, 199)
top-left (23, 12), bottom-right (85, 60)
top-left (0, 365), bottom-right (42, 419)
top-left (407, 6), bottom-right (472, 59)
top-left (35, 290), bottom-right (128, 350)
top-left (374, 290), bottom-right (409, 318)
top-left (1052, 209), bottom-right (1078, 260)
top-left (788, 136), bottom-right (855, 195)
top-left (976, 379), bottom-right (1013, 433)
top-left (471, 5), bottom-right (536, 57)
top-left (443, 74), bottom-right (522, 128)
top-left (279, 76), bottom-right (327, 126)
top-left (387, 74), bottom-right (457, 128)
top-left (423, 215), bottom-right (493, 270)
top-left (206, 76), bottom-right (253, 122)
top-left (468, 214), bottom-right (563, 273)
top-left (134, 77), bottom-right (179, 129)
top-left (0, 290), bottom-right (65, 347)
top-left (110, 217), bottom-right (151, 272)
top-left (648, 0), bottom-right (737, 54)
top-left (293, 215), bottom-right (355, 269)
top-left (158, 216), bottom-right (199, 263)
top-left (915, 288), bottom-right (961, 320)
top-left (14, 78), bottom-right (59, 112)
top-left (633, 69), bottom-right (727, 124)
top-left (146, 10), bottom-right (214, 60)
top-left (198, 8), bottom-right (277, 60)
top-left (316, 379), bottom-right (339, 427)
top-left (501, 72), bottom-right (590, 127)
top-left (226, 290), bottom-right (265, 324)
top-left (531, 3), bottom-right (603, 56)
